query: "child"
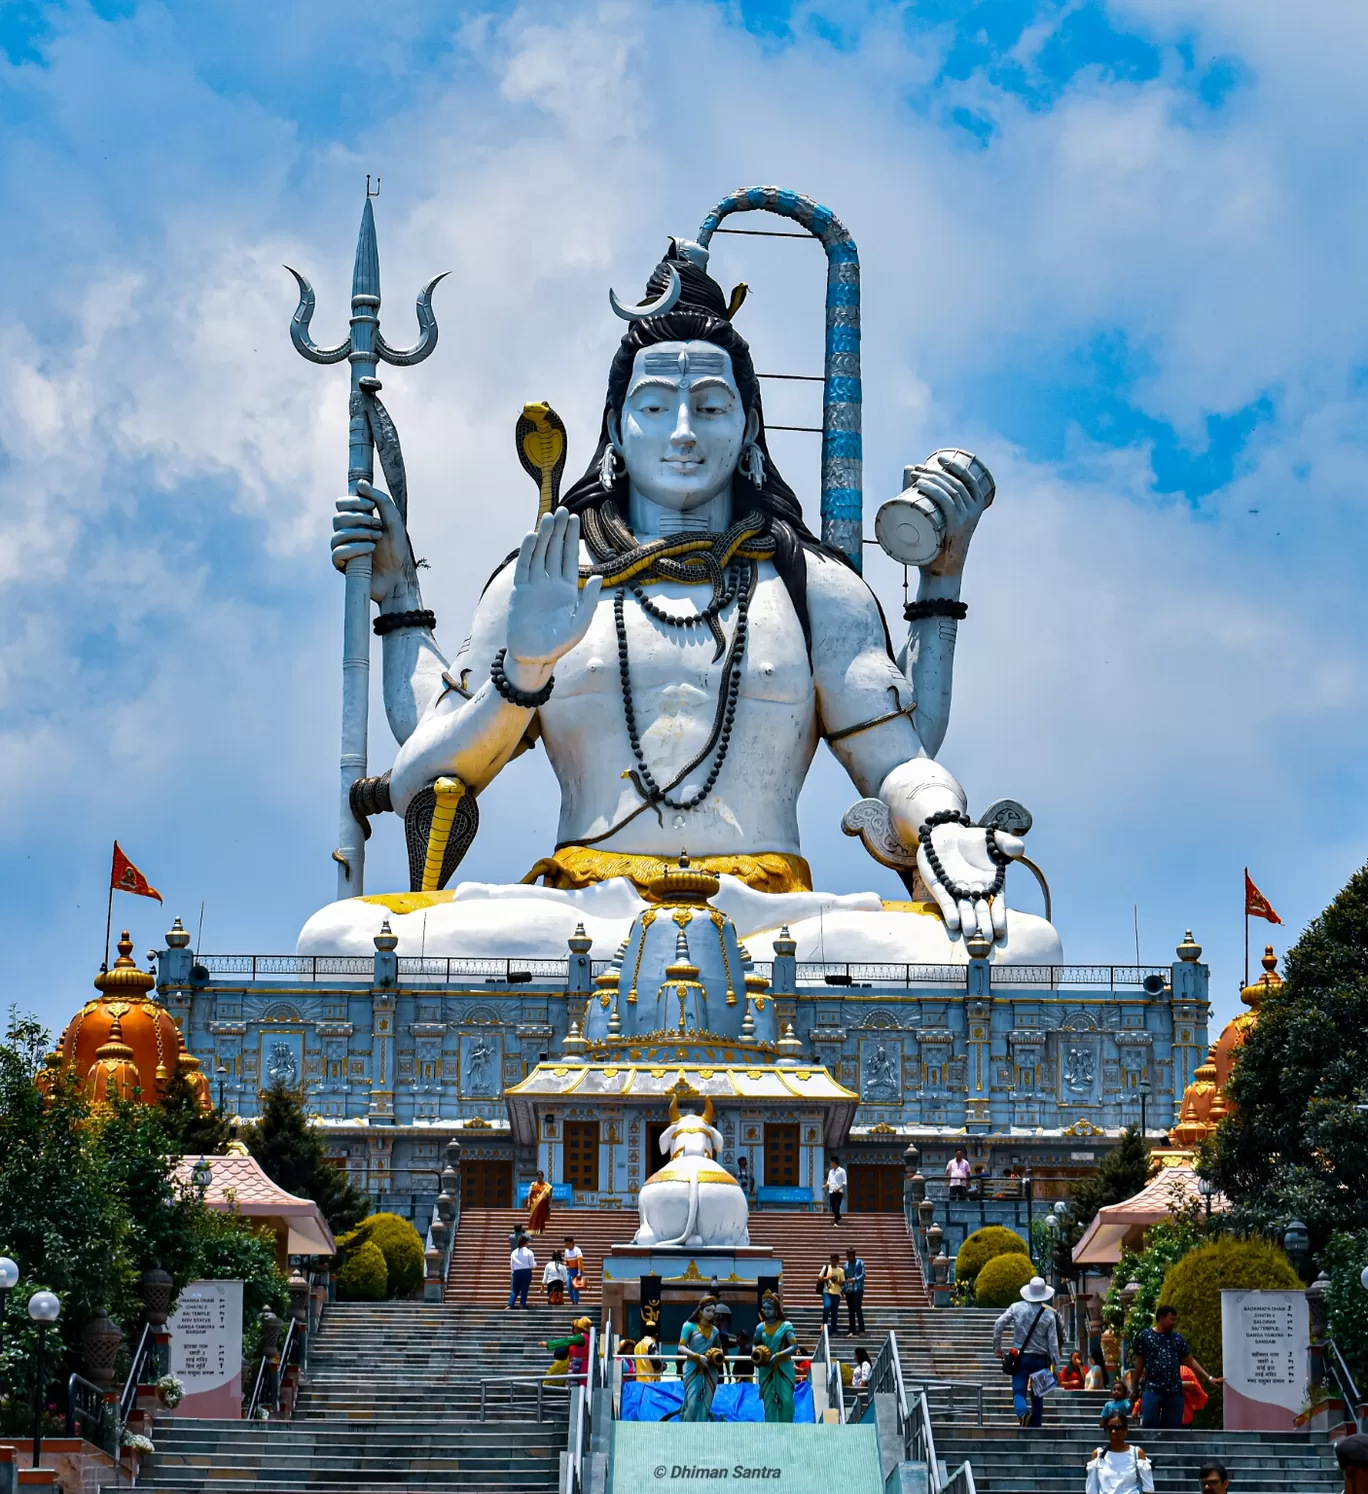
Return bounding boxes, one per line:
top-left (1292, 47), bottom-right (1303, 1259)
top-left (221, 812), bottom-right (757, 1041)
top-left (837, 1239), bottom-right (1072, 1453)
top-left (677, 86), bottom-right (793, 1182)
top-left (1101, 1379), bottom-right (1132, 1423)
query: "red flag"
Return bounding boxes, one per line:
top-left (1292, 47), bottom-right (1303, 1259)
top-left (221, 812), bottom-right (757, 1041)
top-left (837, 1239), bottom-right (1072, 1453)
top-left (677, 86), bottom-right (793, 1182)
top-left (110, 842), bottom-right (162, 903)
top-left (1244, 870), bottom-right (1282, 925)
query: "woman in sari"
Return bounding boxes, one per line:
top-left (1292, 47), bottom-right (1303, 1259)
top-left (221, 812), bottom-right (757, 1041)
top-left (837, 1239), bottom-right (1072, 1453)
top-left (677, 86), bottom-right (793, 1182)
top-left (679, 1297), bottom-right (724, 1422)
top-left (527, 1170), bottom-right (553, 1235)
top-left (751, 1291), bottom-right (798, 1423)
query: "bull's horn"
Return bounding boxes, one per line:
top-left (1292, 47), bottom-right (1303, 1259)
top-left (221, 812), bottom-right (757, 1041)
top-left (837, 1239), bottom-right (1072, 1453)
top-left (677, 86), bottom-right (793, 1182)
top-left (702, 1095), bottom-right (715, 1126)
top-left (669, 1092), bottom-right (681, 1126)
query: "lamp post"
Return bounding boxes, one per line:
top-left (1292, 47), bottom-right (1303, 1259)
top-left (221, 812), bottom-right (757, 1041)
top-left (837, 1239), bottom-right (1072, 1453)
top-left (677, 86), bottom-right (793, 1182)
top-left (1138, 1077), bottom-right (1152, 1138)
top-left (28, 1290), bottom-right (60, 1468)
top-left (1195, 1173), bottom-right (1214, 1221)
top-left (1283, 1219), bottom-right (1311, 1281)
top-left (0, 1256), bottom-right (17, 1361)
top-left (216, 1064), bottom-right (230, 1113)
top-left (191, 1156), bottom-right (213, 1202)
top-left (1023, 1168), bottom-right (1034, 1261)
top-left (1044, 1210), bottom-right (1060, 1292)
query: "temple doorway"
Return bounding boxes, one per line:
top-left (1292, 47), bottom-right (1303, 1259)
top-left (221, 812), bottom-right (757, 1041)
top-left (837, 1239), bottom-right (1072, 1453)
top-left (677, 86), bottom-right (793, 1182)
top-left (645, 1121), bottom-right (670, 1175)
top-left (764, 1123), bottom-right (800, 1187)
top-left (847, 1164), bottom-right (903, 1212)
top-left (564, 1120), bottom-right (600, 1192)
top-left (462, 1159), bottom-right (513, 1209)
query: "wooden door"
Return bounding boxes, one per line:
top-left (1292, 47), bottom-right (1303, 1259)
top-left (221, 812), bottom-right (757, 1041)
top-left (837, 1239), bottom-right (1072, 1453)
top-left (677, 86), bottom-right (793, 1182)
top-left (847, 1163), bottom-right (903, 1212)
top-left (764, 1123), bottom-right (800, 1188)
top-left (564, 1120), bottom-right (600, 1192)
top-left (645, 1122), bottom-right (670, 1176)
top-left (463, 1159), bottom-right (513, 1209)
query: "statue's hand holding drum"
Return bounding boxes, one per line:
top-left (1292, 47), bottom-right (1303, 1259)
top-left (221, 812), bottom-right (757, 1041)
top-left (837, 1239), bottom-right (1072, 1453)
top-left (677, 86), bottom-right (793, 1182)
top-left (875, 449), bottom-right (994, 578)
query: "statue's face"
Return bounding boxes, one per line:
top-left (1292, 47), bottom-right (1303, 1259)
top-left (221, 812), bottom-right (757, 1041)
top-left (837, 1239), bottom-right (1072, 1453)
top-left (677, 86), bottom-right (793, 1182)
top-left (700, 1303), bottom-right (716, 1325)
top-left (612, 341), bottom-right (756, 512)
top-left (761, 1297), bottom-right (777, 1322)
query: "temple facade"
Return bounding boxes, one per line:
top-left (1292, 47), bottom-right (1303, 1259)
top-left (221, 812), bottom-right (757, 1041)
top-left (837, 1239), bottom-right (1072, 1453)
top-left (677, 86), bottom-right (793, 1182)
top-left (138, 904), bottom-right (1211, 1223)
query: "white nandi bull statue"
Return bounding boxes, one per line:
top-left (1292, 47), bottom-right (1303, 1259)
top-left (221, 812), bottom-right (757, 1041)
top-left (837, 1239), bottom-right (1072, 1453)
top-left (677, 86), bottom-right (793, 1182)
top-left (634, 1092), bottom-right (750, 1248)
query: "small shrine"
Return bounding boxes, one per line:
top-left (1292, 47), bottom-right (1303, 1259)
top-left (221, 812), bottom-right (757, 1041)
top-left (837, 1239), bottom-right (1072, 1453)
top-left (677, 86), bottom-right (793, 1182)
top-left (48, 928), bottom-right (211, 1111)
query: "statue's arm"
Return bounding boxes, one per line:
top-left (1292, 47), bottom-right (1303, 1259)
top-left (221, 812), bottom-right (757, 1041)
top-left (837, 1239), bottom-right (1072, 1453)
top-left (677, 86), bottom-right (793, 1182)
top-left (902, 570), bottom-right (961, 759)
top-left (806, 552), bottom-right (966, 828)
top-left (386, 563), bottom-right (537, 815)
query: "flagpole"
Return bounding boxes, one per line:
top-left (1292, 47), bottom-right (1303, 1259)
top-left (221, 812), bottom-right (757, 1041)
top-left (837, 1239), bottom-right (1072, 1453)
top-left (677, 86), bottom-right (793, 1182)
top-left (104, 883), bottom-right (114, 972)
top-left (1243, 866), bottom-right (1249, 990)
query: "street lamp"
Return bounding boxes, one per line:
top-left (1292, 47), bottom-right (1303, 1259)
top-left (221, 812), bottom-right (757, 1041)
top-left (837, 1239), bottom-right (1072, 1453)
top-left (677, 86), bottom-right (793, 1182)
top-left (216, 1063), bottom-right (230, 1112)
top-left (191, 1156), bottom-right (213, 1201)
top-left (1044, 1210), bottom-right (1060, 1289)
top-left (0, 1256), bottom-right (17, 1368)
top-left (1138, 1077), bottom-right (1152, 1138)
top-left (1195, 1174), bottom-right (1214, 1220)
top-left (1283, 1219), bottom-right (1311, 1281)
top-left (28, 1289), bottom-right (60, 1468)
top-left (1023, 1168), bottom-right (1034, 1256)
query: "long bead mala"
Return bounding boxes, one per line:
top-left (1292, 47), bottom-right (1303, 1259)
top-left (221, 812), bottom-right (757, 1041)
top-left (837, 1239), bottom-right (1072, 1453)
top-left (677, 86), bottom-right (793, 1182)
top-left (615, 560), bottom-right (753, 813)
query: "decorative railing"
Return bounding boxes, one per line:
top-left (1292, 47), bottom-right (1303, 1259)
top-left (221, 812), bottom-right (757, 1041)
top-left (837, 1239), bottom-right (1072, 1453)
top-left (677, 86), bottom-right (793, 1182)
top-left (1327, 1338), bottom-right (1366, 1431)
top-left (65, 1371), bottom-right (114, 1452)
top-left (118, 1321), bottom-right (157, 1427)
top-left (194, 953), bottom-right (1172, 991)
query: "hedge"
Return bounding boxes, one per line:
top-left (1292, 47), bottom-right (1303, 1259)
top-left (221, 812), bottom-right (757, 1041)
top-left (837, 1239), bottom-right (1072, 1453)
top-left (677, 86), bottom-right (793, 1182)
top-left (956, 1226), bottom-right (1028, 1284)
top-left (975, 1252), bottom-right (1037, 1309)
top-left (357, 1212), bottom-right (425, 1298)
top-left (337, 1237), bottom-right (388, 1300)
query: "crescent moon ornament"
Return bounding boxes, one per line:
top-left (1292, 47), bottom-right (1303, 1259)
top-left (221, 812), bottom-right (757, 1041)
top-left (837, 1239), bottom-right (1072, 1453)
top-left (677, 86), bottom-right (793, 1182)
top-left (609, 264), bottom-right (682, 322)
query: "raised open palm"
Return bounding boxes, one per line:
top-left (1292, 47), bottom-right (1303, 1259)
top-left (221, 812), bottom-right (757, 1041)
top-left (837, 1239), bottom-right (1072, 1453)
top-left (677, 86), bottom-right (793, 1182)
top-left (506, 510), bottom-right (603, 668)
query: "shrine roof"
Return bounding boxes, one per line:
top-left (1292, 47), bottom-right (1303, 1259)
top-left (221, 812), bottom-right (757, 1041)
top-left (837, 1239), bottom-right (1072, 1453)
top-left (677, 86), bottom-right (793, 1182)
top-left (172, 1153), bottom-right (336, 1256)
top-left (1072, 1161), bottom-right (1226, 1267)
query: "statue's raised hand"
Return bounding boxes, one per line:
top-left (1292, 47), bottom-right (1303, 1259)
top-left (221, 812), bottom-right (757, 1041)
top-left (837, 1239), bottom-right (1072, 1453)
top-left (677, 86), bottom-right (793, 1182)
top-left (908, 452), bottom-right (994, 578)
top-left (505, 510), bottom-right (604, 680)
top-left (331, 479), bottom-right (413, 605)
top-left (916, 820), bottom-right (1025, 944)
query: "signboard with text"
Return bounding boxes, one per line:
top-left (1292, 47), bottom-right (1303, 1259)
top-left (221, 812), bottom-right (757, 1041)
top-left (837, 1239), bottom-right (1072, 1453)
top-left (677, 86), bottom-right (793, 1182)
top-left (1220, 1289), bottom-right (1308, 1431)
top-left (168, 1279), bottom-right (243, 1420)
top-left (608, 1423), bottom-right (882, 1494)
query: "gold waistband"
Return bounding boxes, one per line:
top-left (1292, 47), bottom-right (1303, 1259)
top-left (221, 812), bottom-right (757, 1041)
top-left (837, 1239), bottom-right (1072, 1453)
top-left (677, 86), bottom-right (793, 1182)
top-left (522, 846), bottom-right (812, 897)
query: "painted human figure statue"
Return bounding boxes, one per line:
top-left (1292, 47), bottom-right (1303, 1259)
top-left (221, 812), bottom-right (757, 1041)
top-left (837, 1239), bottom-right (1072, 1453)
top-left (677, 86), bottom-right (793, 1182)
top-left (752, 1290), bottom-right (798, 1423)
top-left (330, 241), bottom-right (1040, 952)
top-left (679, 1295), bottom-right (725, 1422)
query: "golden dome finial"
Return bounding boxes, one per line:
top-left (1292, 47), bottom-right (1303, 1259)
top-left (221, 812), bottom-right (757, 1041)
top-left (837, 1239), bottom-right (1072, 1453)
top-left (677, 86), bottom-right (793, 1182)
top-left (1241, 945), bottom-right (1281, 1010)
top-left (94, 932), bottom-right (155, 998)
top-left (643, 851), bottom-right (721, 906)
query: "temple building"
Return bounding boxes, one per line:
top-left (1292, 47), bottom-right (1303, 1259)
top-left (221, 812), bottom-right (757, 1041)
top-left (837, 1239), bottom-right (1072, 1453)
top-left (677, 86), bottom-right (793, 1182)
top-left (49, 878), bottom-right (1215, 1224)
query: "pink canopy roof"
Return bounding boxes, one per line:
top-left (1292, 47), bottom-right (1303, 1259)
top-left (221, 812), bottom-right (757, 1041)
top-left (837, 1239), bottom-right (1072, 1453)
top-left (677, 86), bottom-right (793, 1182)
top-left (174, 1153), bottom-right (336, 1257)
top-left (1071, 1163), bottom-right (1226, 1268)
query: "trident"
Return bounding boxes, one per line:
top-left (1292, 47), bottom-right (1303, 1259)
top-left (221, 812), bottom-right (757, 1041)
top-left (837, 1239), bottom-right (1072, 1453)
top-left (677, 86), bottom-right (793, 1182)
top-left (286, 182), bottom-right (447, 898)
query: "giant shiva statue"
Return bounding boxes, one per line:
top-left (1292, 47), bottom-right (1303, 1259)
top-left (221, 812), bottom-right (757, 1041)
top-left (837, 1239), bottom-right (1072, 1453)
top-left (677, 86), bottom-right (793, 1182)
top-left (303, 191), bottom-right (1059, 965)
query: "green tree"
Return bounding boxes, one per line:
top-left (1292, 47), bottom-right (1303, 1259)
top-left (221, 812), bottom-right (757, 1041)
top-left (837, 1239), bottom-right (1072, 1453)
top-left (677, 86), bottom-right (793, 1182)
top-left (244, 1082), bottom-right (369, 1233)
top-left (159, 1064), bottom-right (232, 1157)
top-left (1054, 1126), bottom-right (1152, 1277)
top-left (1207, 861), bottom-right (1368, 1249)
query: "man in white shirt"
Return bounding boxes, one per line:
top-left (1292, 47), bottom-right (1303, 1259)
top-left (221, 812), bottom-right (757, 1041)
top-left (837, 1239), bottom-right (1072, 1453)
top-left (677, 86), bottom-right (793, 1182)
top-left (563, 1236), bottom-right (585, 1305)
top-left (825, 1156), bottom-right (848, 1226)
top-left (509, 1234), bottom-right (536, 1309)
top-left (946, 1149), bottom-right (972, 1200)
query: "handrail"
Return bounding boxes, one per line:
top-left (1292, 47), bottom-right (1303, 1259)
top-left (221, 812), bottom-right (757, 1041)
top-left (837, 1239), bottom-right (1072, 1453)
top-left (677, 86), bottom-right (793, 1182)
top-left (907, 1377), bottom-right (984, 1425)
top-left (1327, 1338), bottom-right (1366, 1431)
top-left (905, 1389), bottom-right (943, 1493)
top-left (118, 1322), bottom-right (156, 1426)
top-left (942, 1462), bottom-right (978, 1494)
top-left (65, 1371), bottom-right (112, 1450)
top-left (563, 1325), bottom-right (596, 1494)
top-left (247, 1317), bottom-right (296, 1423)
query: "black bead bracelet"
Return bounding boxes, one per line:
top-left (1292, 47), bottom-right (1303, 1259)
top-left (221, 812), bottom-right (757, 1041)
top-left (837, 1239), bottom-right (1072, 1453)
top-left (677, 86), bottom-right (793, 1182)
top-left (490, 647), bottom-right (555, 708)
top-left (374, 608), bottom-right (437, 636)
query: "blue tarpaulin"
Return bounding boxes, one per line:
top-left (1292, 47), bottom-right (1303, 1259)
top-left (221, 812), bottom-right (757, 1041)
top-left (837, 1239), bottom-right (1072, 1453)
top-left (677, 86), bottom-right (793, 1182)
top-left (619, 1380), bottom-right (815, 1422)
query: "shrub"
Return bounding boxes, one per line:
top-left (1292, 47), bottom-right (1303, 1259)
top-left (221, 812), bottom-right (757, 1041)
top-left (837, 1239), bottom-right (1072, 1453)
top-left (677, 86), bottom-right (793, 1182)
top-left (356, 1212), bottom-right (425, 1298)
top-left (975, 1252), bottom-right (1036, 1308)
top-left (956, 1226), bottom-right (1028, 1285)
top-left (336, 1238), bottom-right (388, 1300)
top-left (1324, 1230), bottom-right (1368, 1386)
top-left (1158, 1236), bottom-right (1302, 1426)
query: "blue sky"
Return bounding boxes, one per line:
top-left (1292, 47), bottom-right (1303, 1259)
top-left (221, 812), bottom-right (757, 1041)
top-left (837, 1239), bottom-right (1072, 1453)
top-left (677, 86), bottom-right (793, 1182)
top-left (3, 0), bottom-right (1366, 1041)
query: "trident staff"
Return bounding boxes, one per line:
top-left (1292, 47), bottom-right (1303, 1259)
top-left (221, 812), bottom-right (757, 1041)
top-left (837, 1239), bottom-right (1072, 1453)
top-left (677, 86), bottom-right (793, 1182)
top-left (286, 182), bottom-right (445, 897)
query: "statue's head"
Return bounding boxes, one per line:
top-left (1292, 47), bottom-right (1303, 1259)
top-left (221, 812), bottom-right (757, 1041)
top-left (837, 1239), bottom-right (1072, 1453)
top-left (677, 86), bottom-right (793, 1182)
top-left (697, 1295), bottom-right (719, 1325)
top-left (760, 1290), bottom-right (780, 1323)
top-left (560, 242), bottom-right (811, 545)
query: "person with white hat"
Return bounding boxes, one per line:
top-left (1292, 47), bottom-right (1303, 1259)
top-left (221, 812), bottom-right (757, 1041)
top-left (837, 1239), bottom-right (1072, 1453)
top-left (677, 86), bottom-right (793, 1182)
top-left (992, 1275), bottom-right (1062, 1427)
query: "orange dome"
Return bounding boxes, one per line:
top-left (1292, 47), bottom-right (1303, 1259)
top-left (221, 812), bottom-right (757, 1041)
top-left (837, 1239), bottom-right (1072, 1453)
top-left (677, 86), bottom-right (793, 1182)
top-left (57, 931), bottom-right (208, 1110)
top-left (1209, 945), bottom-right (1280, 1091)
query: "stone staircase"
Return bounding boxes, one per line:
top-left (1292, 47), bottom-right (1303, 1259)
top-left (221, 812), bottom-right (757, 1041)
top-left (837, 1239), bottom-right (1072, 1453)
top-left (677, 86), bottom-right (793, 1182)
top-left (117, 1301), bottom-right (594, 1493)
top-left (450, 1207), bottom-right (929, 1307)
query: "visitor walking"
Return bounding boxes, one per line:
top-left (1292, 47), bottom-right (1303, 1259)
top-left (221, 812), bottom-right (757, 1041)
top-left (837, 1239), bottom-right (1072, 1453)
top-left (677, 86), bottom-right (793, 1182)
top-left (946, 1148), bottom-right (971, 1200)
top-left (542, 1248), bottom-right (569, 1304)
top-left (526, 1170), bottom-right (553, 1235)
top-left (843, 1245), bottom-right (866, 1336)
top-left (1198, 1461), bottom-right (1229, 1494)
top-left (826, 1156), bottom-right (847, 1225)
top-left (818, 1252), bottom-right (845, 1332)
top-left (1085, 1411), bottom-right (1154, 1493)
top-left (508, 1233), bottom-right (535, 1309)
top-left (1130, 1304), bottom-right (1221, 1429)
top-left (563, 1236), bottom-right (585, 1304)
top-left (992, 1275), bottom-right (1061, 1428)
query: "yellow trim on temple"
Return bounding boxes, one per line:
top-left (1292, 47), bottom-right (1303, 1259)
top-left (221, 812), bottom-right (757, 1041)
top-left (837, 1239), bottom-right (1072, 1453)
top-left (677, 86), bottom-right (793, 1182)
top-left (522, 846), bottom-right (813, 896)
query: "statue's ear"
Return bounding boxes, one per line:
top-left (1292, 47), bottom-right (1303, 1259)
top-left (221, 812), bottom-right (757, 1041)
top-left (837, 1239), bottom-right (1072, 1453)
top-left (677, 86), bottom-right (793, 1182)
top-left (607, 410), bottom-right (624, 454)
top-left (659, 1124), bottom-right (676, 1152)
top-left (744, 407), bottom-right (760, 446)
